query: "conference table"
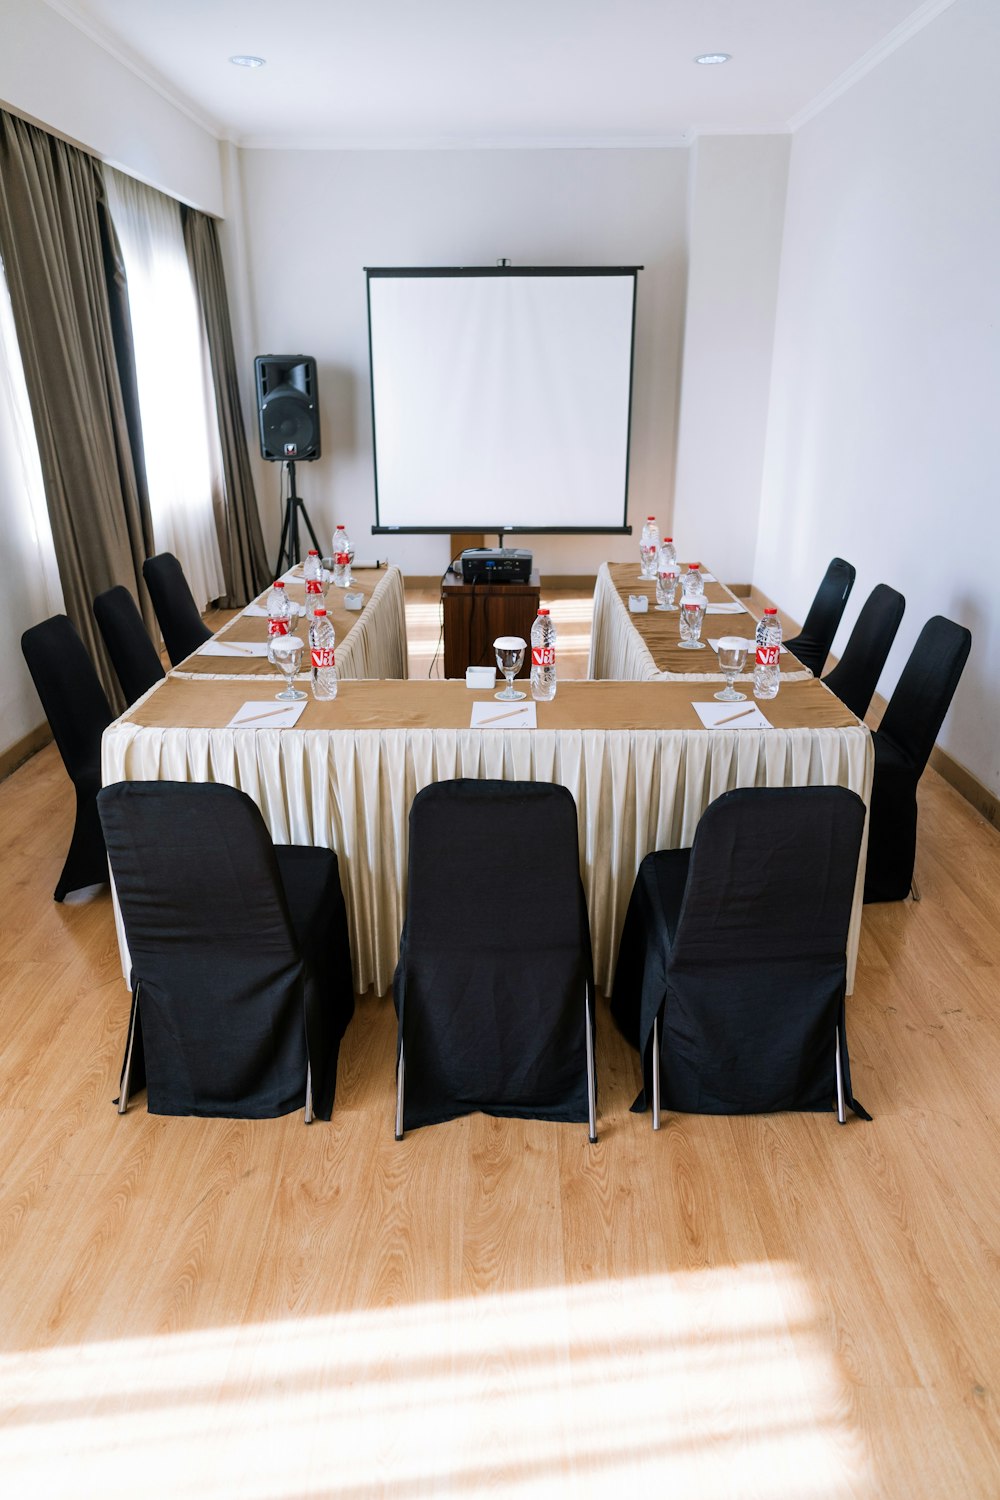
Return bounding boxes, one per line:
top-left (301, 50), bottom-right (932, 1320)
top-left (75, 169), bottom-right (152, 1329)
top-left (103, 559), bottom-right (871, 997)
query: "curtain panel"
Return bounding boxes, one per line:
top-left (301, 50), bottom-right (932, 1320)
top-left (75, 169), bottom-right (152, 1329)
top-left (182, 208), bottom-right (268, 608)
top-left (0, 109), bottom-right (155, 703)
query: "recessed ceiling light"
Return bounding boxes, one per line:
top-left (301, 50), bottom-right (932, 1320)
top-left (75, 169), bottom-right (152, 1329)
top-left (229, 55), bottom-right (266, 68)
top-left (694, 53), bottom-right (731, 66)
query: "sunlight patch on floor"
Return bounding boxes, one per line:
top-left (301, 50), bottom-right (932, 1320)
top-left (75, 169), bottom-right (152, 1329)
top-left (0, 1264), bottom-right (868, 1498)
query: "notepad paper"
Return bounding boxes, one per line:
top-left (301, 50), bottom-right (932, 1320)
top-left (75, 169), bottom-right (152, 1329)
top-left (198, 640), bottom-right (271, 657)
top-left (704, 601), bottom-right (745, 614)
top-left (470, 701), bottom-right (537, 729)
top-left (708, 637), bottom-right (788, 654)
top-left (692, 701), bottom-right (772, 730)
top-left (241, 602), bottom-right (269, 617)
top-left (227, 700), bottom-right (308, 729)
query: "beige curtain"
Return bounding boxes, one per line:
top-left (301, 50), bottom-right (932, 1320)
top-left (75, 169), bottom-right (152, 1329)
top-left (0, 110), bottom-right (155, 702)
top-left (182, 208), bottom-right (268, 607)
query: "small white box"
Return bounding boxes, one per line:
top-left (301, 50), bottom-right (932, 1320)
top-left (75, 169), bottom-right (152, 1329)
top-left (466, 666), bottom-right (497, 689)
top-left (343, 592), bottom-right (364, 611)
top-left (628, 594), bottom-right (649, 613)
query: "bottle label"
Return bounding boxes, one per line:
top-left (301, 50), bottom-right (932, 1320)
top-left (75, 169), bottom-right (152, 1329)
top-left (335, 552), bottom-right (350, 566)
top-left (682, 600), bottom-right (702, 613)
top-left (305, 579), bottom-right (322, 595)
top-left (268, 619), bottom-right (289, 637)
top-left (311, 647), bottom-right (336, 669)
top-left (532, 646), bottom-right (555, 668)
top-left (756, 645), bottom-right (779, 667)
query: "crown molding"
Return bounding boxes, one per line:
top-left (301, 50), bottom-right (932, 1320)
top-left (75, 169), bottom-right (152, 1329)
top-left (235, 131), bottom-right (693, 152)
top-left (40, 0), bottom-right (224, 139)
top-left (788, 0), bottom-right (960, 131)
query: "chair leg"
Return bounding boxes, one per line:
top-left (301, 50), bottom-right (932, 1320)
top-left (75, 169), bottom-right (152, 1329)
top-left (585, 984), bottom-right (597, 1144)
top-left (651, 1014), bottom-right (661, 1132)
top-left (117, 990), bottom-right (139, 1115)
top-left (910, 877), bottom-right (921, 902)
top-left (394, 1041), bottom-right (405, 1141)
top-left (304, 1062), bottom-right (314, 1124)
top-left (835, 1025), bottom-right (846, 1125)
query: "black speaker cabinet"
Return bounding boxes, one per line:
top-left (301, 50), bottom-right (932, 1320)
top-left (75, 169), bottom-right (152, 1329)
top-left (254, 355), bottom-right (320, 462)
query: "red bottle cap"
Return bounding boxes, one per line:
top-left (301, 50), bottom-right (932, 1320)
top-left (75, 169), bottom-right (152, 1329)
top-left (647, 515), bottom-right (655, 520)
top-left (273, 580), bottom-right (285, 588)
top-left (308, 549), bottom-right (319, 555)
top-left (663, 536), bottom-right (673, 542)
top-left (689, 563), bottom-right (700, 570)
top-left (764, 607), bottom-right (778, 614)
top-left (314, 607), bottom-right (327, 616)
top-left (537, 608), bottom-right (549, 615)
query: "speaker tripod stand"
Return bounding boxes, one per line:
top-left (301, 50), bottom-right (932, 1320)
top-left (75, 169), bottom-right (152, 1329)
top-left (273, 460), bottom-right (322, 575)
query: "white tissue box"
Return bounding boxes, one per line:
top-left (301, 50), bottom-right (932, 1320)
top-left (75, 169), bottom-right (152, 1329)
top-left (628, 594), bottom-right (649, 613)
top-left (466, 666), bottom-right (497, 689)
top-left (344, 592), bottom-right (364, 611)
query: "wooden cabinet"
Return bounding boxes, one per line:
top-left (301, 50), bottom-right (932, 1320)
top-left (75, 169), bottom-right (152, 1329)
top-left (441, 573), bottom-right (541, 680)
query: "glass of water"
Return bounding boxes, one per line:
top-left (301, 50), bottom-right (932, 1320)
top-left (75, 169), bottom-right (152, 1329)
top-left (270, 633), bottom-right (306, 700)
top-left (678, 598), bottom-right (707, 649)
top-left (655, 567), bottom-right (680, 611)
top-left (493, 636), bottom-right (527, 700)
top-left (714, 637), bottom-right (750, 701)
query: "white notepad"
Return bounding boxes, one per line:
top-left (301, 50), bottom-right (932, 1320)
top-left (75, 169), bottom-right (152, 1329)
top-left (692, 701), bottom-right (772, 730)
top-left (198, 639), bottom-right (271, 657)
top-left (226, 699), bottom-right (308, 729)
top-left (704, 601), bottom-right (745, 615)
top-left (471, 701), bottom-right (537, 729)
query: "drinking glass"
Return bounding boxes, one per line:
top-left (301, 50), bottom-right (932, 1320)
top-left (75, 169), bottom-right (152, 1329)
top-left (270, 633), bottom-right (306, 700)
top-left (493, 636), bottom-right (527, 700)
top-left (655, 569), bottom-right (679, 610)
top-left (714, 637), bottom-right (750, 701)
top-left (678, 598), bottom-right (707, 649)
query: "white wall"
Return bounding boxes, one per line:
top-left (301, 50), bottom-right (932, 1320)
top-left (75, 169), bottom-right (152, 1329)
top-left (236, 147), bottom-right (689, 578)
top-left (672, 135), bottom-right (789, 583)
top-left (0, 0), bottom-right (223, 212)
top-left (755, 0), bottom-right (999, 793)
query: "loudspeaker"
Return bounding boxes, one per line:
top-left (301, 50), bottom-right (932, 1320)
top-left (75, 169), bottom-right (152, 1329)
top-left (254, 355), bottom-right (321, 462)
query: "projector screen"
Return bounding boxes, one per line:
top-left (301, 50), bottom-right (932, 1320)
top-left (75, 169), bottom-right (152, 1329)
top-left (366, 267), bottom-right (639, 535)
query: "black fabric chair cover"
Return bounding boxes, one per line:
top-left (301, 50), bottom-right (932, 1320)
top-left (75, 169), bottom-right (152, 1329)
top-left (21, 615), bottom-right (114, 901)
top-left (142, 552), bottom-right (212, 665)
top-left (785, 557), bottom-right (856, 677)
top-left (610, 785), bottom-right (869, 1119)
top-left (93, 585), bottom-right (166, 706)
top-left (822, 583), bottom-right (905, 720)
top-left (864, 615), bottom-right (971, 903)
top-left (97, 781), bottom-right (354, 1119)
top-left (394, 779), bottom-right (594, 1131)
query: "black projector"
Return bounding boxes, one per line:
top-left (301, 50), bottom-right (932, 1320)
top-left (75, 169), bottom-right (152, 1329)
top-left (461, 548), bottom-right (533, 584)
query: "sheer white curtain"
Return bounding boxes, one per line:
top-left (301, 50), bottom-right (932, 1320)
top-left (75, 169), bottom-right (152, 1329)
top-left (105, 169), bottom-right (223, 609)
top-left (0, 255), bottom-right (64, 620)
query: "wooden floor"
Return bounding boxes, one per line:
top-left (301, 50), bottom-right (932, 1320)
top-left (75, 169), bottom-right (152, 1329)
top-left (1, 586), bottom-right (999, 1497)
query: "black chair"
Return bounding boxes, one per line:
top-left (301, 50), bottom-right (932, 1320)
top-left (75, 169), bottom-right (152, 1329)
top-left (785, 557), bottom-right (856, 676)
top-left (863, 616), bottom-right (971, 904)
top-left (610, 785), bottom-right (869, 1128)
top-left (21, 615), bottom-right (114, 901)
top-left (97, 781), bottom-right (355, 1121)
top-left (142, 552), bottom-right (212, 666)
top-left (93, 586), bottom-right (166, 706)
top-left (393, 779), bottom-right (597, 1141)
top-left (822, 584), bottom-right (905, 720)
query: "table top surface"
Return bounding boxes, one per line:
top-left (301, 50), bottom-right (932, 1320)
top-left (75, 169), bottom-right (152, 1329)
top-left (114, 673), bottom-right (862, 735)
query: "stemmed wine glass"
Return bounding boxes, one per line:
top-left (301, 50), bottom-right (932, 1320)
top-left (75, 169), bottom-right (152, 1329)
top-left (269, 633), bottom-right (306, 701)
top-left (493, 636), bottom-right (527, 701)
top-left (678, 598), bottom-right (707, 649)
top-left (714, 637), bottom-right (750, 701)
top-left (655, 567), bottom-right (680, 611)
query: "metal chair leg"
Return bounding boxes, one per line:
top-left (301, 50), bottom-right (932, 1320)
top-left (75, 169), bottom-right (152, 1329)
top-left (651, 1014), bottom-right (661, 1131)
top-left (910, 877), bottom-right (921, 902)
top-left (585, 985), bottom-right (597, 1144)
top-left (835, 1025), bottom-right (846, 1125)
top-left (116, 990), bottom-right (138, 1115)
top-left (394, 1040), bottom-right (405, 1141)
top-left (304, 1062), bottom-right (314, 1124)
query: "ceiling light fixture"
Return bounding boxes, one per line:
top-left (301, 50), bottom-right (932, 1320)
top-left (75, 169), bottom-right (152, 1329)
top-left (229, 55), bottom-right (266, 68)
top-left (694, 53), bottom-right (731, 66)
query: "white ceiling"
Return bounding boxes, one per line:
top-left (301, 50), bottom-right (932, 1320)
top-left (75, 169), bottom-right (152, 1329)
top-left (44, 0), bottom-right (952, 148)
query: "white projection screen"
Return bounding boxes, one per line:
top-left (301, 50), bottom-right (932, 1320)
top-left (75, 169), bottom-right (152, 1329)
top-left (366, 268), bottom-right (638, 534)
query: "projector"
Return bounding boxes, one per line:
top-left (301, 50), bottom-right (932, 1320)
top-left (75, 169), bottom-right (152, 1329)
top-left (461, 548), bottom-right (533, 584)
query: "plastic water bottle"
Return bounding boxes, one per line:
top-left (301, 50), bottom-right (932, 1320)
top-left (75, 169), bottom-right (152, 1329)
top-left (266, 580), bottom-right (291, 638)
top-left (303, 549), bottom-right (324, 614)
top-left (655, 540), bottom-right (680, 610)
top-left (753, 607), bottom-right (782, 699)
top-left (309, 607), bottom-right (338, 699)
top-left (530, 607), bottom-right (557, 701)
top-left (681, 563), bottom-right (705, 602)
top-left (331, 524), bottom-right (352, 588)
top-left (639, 516), bottom-right (660, 578)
